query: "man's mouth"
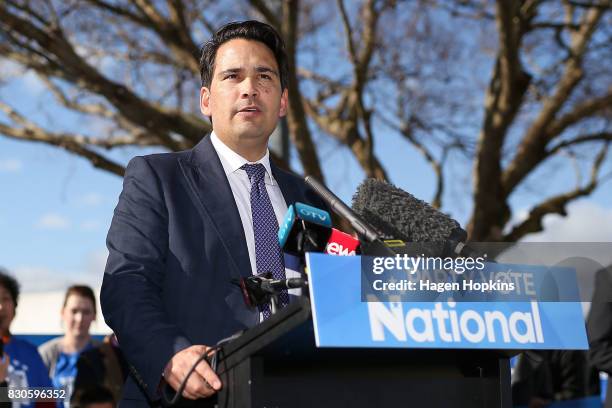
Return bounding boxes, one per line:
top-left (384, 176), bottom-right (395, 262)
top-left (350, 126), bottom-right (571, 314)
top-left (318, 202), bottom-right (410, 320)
top-left (238, 106), bottom-right (261, 113)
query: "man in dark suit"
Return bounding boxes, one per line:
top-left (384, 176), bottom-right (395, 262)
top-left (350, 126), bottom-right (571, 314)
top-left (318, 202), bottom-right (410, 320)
top-left (101, 20), bottom-right (326, 406)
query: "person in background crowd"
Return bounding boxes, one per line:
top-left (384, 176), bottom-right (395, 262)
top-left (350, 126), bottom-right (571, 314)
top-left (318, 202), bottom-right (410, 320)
top-left (38, 285), bottom-right (100, 408)
top-left (511, 349), bottom-right (598, 407)
top-left (0, 268), bottom-right (53, 408)
top-left (587, 265), bottom-right (612, 408)
top-left (0, 349), bottom-right (12, 408)
top-left (71, 333), bottom-right (127, 406)
top-left (74, 385), bottom-right (114, 408)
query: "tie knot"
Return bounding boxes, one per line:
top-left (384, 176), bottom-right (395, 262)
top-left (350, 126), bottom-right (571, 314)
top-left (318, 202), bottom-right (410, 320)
top-left (242, 163), bottom-right (266, 184)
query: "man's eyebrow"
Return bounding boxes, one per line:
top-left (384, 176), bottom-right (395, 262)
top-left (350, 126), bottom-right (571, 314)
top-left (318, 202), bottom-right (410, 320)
top-left (218, 68), bottom-right (242, 76)
top-left (256, 66), bottom-right (278, 76)
top-left (217, 66), bottom-right (278, 77)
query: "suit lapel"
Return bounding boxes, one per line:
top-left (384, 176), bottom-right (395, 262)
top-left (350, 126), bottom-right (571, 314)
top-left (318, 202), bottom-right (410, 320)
top-left (179, 135), bottom-right (252, 279)
top-left (272, 163), bottom-right (302, 206)
top-left (178, 137), bottom-right (304, 278)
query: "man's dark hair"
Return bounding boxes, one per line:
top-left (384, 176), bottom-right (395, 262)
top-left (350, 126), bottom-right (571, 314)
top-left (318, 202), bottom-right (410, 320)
top-left (0, 267), bottom-right (20, 307)
top-left (200, 20), bottom-right (289, 90)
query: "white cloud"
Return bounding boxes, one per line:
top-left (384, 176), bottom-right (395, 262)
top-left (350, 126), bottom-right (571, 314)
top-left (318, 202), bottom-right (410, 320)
top-left (501, 202), bottom-right (612, 311)
top-left (0, 158), bottom-right (23, 172)
top-left (11, 266), bottom-right (74, 293)
top-left (522, 201), bottom-right (612, 242)
top-left (78, 192), bottom-right (104, 206)
top-left (36, 213), bottom-right (70, 229)
top-left (12, 249), bottom-right (108, 294)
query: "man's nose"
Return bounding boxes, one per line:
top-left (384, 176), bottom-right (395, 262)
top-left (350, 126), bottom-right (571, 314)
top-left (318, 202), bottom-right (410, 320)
top-left (240, 77), bottom-right (258, 98)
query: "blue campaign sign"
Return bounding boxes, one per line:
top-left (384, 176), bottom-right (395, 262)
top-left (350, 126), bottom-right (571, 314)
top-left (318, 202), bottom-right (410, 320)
top-left (306, 253), bottom-right (588, 350)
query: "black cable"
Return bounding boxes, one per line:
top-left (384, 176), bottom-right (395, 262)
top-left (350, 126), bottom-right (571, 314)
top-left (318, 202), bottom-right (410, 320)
top-left (161, 346), bottom-right (220, 407)
top-left (161, 329), bottom-right (245, 407)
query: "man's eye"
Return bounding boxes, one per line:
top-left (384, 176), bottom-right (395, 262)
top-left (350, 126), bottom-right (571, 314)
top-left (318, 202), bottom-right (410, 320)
top-left (224, 74), bottom-right (237, 80)
top-left (260, 74), bottom-right (272, 80)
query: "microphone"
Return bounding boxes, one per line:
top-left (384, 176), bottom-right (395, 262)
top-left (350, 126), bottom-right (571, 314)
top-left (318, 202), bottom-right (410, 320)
top-left (304, 176), bottom-right (380, 243)
top-left (264, 277), bottom-right (307, 291)
top-left (351, 178), bottom-right (476, 257)
top-left (325, 228), bottom-right (360, 256)
top-left (304, 176), bottom-right (403, 256)
top-left (278, 202), bottom-right (332, 256)
top-left (235, 273), bottom-right (307, 309)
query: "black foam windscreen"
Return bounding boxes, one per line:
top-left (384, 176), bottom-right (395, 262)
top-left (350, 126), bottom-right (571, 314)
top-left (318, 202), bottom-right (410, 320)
top-left (351, 178), bottom-right (463, 243)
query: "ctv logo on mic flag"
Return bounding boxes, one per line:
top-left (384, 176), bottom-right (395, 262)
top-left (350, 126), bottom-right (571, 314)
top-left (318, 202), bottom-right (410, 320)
top-left (295, 202), bottom-right (332, 226)
top-left (325, 229), bottom-right (359, 256)
top-left (278, 203), bottom-right (333, 255)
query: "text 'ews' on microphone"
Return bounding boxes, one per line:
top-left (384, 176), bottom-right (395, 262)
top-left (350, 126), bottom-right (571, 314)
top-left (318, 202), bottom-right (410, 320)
top-left (325, 228), bottom-right (360, 256)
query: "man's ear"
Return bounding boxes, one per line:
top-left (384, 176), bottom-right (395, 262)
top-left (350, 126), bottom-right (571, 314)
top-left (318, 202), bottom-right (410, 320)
top-left (200, 86), bottom-right (211, 116)
top-left (279, 88), bottom-right (288, 117)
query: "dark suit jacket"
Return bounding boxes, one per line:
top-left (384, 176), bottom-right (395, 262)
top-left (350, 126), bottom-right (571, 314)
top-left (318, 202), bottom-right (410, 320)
top-left (587, 265), bottom-right (612, 408)
top-left (101, 135), bottom-right (326, 406)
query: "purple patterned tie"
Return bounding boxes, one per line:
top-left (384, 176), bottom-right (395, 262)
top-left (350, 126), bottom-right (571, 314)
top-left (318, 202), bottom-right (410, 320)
top-left (241, 163), bottom-right (289, 319)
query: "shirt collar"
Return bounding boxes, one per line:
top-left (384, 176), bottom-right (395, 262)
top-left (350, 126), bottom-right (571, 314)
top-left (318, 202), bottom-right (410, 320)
top-left (210, 131), bottom-right (276, 185)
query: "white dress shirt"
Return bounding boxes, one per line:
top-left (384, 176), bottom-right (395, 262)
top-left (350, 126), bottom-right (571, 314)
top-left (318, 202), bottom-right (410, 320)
top-left (210, 132), bottom-right (295, 282)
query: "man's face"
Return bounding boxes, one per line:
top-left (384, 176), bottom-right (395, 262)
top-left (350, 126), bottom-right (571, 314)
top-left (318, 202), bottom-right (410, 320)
top-left (0, 286), bottom-right (15, 335)
top-left (200, 38), bottom-right (288, 153)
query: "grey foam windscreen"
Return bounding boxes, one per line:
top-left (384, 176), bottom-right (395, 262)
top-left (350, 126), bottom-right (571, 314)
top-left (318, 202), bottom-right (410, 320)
top-left (351, 178), bottom-right (461, 243)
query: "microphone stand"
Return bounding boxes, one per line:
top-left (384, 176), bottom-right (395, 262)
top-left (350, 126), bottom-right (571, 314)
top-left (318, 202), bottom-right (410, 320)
top-left (234, 274), bottom-right (308, 316)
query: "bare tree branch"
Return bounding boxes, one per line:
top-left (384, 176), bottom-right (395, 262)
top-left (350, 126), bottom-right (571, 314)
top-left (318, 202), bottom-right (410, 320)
top-left (548, 131), bottom-right (612, 154)
top-left (468, 0), bottom-right (610, 241)
top-left (547, 90), bottom-right (612, 137)
top-left (0, 3), bottom-right (209, 149)
top-left (503, 142), bottom-right (609, 241)
top-left (0, 0), bottom-right (609, 246)
top-left (280, 0), bottom-right (325, 181)
top-left (567, 0), bottom-right (612, 9)
top-left (0, 103), bottom-right (126, 176)
top-left (469, 0), bottom-right (534, 240)
top-left (84, 0), bottom-right (200, 74)
top-left (247, 0), bottom-right (280, 29)
top-left (337, 0), bottom-right (357, 65)
top-left (83, 0), bottom-right (149, 26)
top-left (502, 5), bottom-right (607, 195)
top-left (304, 0), bottom-right (392, 180)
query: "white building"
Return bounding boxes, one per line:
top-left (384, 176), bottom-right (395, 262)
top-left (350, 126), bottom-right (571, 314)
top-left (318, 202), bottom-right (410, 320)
top-left (12, 290), bottom-right (111, 335)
